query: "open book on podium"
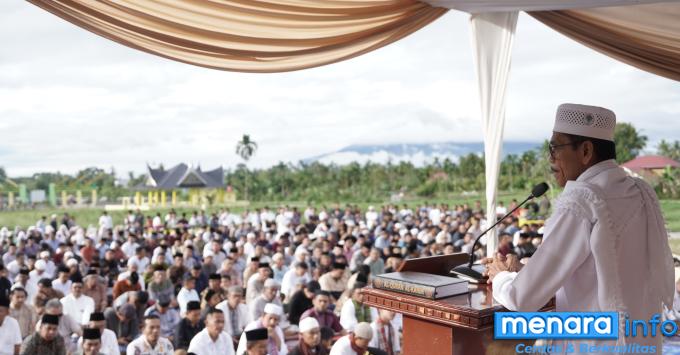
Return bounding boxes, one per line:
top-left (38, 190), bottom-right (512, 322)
top-left (372, 253), bottom-right (474, 299)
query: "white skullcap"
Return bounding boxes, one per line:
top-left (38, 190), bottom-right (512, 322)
top-left (299, 317), bottom-right (320, 333)
top-left (203, 250), bottom-right (214, 258)
top-left (263, 303), bottom-right (283, 316)
top-left (272, 253), bottom-right (284, 261)
top-left (64, 251), bottom-right (74, 259)
top-left (554, 103), bottom-right (616, 141)
top-left (264, 278), bottom-right (280, 289)
top-left (39, 251), bottom-right (50, 258)
top-left (246, 232), bottom-right (256, 239)
top-left (34, 259), bottom-right (47, 270)
top-left (67, 258), bottom-right (78, 267)
top-left (354, 322), bottom-right (373, 340)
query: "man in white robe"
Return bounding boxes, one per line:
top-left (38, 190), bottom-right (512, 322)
top-left (61, 277), bottom-right (95, 325)
top-left (236, 303), bottom-right (288, 355)
top-left (187, 309), bottom-right (235, 355)
top-left (486, 104), bottom-right (675, 354)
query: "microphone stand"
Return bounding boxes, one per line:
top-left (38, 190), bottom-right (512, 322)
top-left (450, 193), bottom-right (537, 283)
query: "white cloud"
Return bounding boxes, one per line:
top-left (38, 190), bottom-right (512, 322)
top-left (0, 2), bottom-right (678, 177)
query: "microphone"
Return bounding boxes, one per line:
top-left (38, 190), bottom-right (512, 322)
top-left (451, 182), bottom-right (549, 283)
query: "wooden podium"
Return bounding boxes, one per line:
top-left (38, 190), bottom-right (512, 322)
top-left (361, 254), bottom-right (554, 355)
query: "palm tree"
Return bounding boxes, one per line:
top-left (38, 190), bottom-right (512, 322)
top-left (236, 134), bottom-right (258, 200)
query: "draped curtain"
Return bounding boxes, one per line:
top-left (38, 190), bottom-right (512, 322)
top-left (27, 0), bottom-right (446, 73)
top-left (470, 12), bottom-right (518, 257)
top-left (530, 3), bottom-right (680, 82)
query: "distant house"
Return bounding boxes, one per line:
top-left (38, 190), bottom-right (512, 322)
top-left (621, 155), bottom-right (680, 180)
top-left (144, 163), bottom-right (225, 189)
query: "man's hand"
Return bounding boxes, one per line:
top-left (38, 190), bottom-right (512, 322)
top-left (482, 254), bottom-right (523, 282)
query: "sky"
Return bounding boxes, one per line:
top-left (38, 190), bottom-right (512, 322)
top-left (1, 1), bottom-right (679, 177)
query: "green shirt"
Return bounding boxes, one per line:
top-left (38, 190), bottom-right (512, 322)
top-left (20, 332), bottom-right (66, 355)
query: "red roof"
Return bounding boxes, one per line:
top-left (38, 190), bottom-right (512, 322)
top-left (622, 155), bottom-right (680, 170)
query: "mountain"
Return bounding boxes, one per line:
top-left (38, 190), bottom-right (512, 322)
top-left (304, 142), bottom-right (541, 166)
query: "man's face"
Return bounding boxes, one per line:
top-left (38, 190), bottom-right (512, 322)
top-left (144, 319), bottom-right (161, 343)
top-left (302, 328), bottom-right (321, 347)
top-left (209, 279), bottom-right (220, 289)
top-left (313, 295), bottom-right (330, 312)
top-left (40, 323), bottom-right (59, 341)
top-left (207, 312), bottom-right (225, 334)
top-left (250, 340), bottom-right (268, 355)
top-left (72, 283), bottom-right (83, 297)
top-left (11, 291), bottom-right (26, 307)
top-left (228, 292), bottom-right (242, 308)
top-left (223, 260), bottom-right (234, 271)
top-left (153, 271), bottom-right (164, 283)
top-left (549, 132), bottom-right (591, 187)
top-left (262, 313), bottom-right (280, 329)
top-left (186, 309), bottom-right (201, 324)
top-left (82, 339), bottom-right (101, 355)
top-left (263, 286), bottom-right (277, 301)
top-left (354, 337), bottom-right (370, 348)
top-left (352, 288), bottom-right (363, 302)
top-left (86, 277), bottom-right (97, 288)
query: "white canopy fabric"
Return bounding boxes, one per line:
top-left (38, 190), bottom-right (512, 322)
top-left (422, 0), bottom-right (677, 13)
top-left (470, 12), bottom-right (518, 256)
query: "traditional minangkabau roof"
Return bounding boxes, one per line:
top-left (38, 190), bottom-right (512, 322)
top-left (145, 163), bottom-right (224, 189)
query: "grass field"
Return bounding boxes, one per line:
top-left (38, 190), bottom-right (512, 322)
top-left (0, 190), bottom-right (534, 229)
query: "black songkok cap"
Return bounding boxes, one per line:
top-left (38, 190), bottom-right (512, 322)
top-left (83, 327), bottom-right (101, 340)
top-left (89, 312), bottom-right (105, 321)
top-left (245, 328), bottom-right (268, 341)
top-left (42, 314), bottom-right (59, 325)
top-left (332, 262), bottom-right (346, 270)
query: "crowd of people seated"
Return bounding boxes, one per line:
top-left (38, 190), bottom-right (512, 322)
top-left (0, 200), bottom-right (549, 355)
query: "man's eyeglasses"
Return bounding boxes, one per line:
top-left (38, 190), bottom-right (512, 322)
top-left (548, 140), bottom-right (583, 159)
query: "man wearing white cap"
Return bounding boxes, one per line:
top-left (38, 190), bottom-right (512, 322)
top-left (237, 303), bottom-right (288, 355)
top-left (330, 322), bottom-right (373, 355)
top-left (38, 251), bottom-right (56, 279)
top-left (290, 317), bottom-right (328, 355)
top-left (249, 278), bottom-right (283, 322)
top-left (486, 104), bottom-right (674, 352)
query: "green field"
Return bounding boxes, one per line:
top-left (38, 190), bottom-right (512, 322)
top-left (0, 190), bottom-right (533, 229)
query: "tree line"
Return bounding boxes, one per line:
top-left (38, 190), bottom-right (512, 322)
top-left (1, 123), bottom-right (679, 203)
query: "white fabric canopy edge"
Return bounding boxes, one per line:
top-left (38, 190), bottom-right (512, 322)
top-left (470, 11), bottom-right (518, 257)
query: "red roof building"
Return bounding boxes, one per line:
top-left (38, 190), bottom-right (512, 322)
top-left (621, 155), bottom-right (680, 178)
